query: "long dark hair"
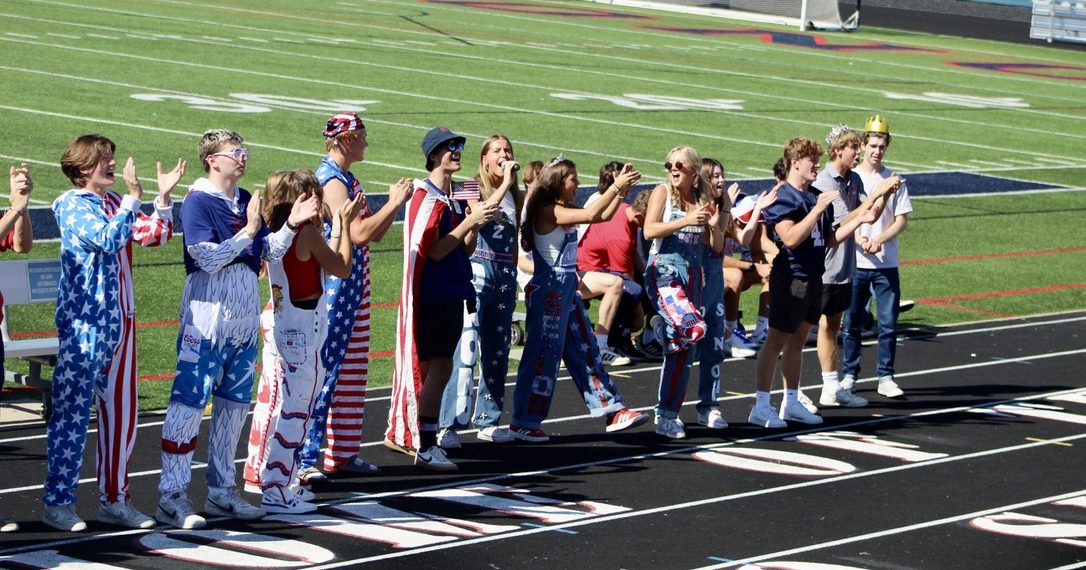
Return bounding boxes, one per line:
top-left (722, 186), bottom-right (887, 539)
top-left (520, 157), bottom-right (576, 253)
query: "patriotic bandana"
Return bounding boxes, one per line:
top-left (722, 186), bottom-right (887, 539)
top-left (323, 113), bottom-right (365, 138)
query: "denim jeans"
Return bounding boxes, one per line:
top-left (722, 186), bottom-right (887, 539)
top-left (842, 267), bottom-right (901, 378)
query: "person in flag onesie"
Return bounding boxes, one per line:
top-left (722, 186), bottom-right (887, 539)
top-left (508, 156), bottom-right (649, 443)
top-left (285, 113), bottom-right (412, 483)
top-left (44, 135), bottom-right (184, 532)
top-left (243, 169), bottom-right (363, 514)
top-left (157, 129), bottom-right (319, 530)
top-left (386, 127), bottom-right (498, 471)
top-left (0, 162), bottom-right (32, 534)
top-left (437, 134), bottom-right (522, 449)
top-left (643, 146), bottom-right (725, 440)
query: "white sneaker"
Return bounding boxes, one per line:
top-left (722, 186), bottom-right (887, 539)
top-left (697, 409), bottom-right (728, 429)
top-left (750, 329), bottom-right (767, 347)
top-left (599, 346), bottom-right (632, 366)
top-left (820, 387), bottom-right (868, 408)
top-left (779, 400), bottom-right (824, 425)
top-left (840, 375), bottom-right (856, 391)
top-left (99, 501), bottom-right (155, 529)
top-left (289, 484), bottom-right (316, 502)
top-left (878, 378), bottom-right (904, 398)
top-left (725, 335), bottom-right (758, 359)
top-left (477, 426), bottom-right (514, 443)
top-left (748, 402), bottom-right (787, 428)
top-left (0, 513), bottom-right (17, 533)
top-left (654, 415), bottom-right (687, 439)
top-left (156, 492), bottom-right (206, 529)
top-left (437, 428), bottom-right (462, 450)
top-left (42, 504), bottom-right (86, 532)
top-left (415, 446), bottom-right (458, 471)
top-left (298, 466), bottom-right (326, 483)
top-left (206, 487), bottom-right (266, 521)
top-left (797, 391), bottom-right (819, 414)
top-left (262, 487), bottom-right (318, 514)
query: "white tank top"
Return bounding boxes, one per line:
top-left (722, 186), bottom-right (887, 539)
top-left (535, 225), bottom-right (577, 270)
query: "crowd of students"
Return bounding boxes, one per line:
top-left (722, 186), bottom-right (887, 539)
top-left (0, 112), bottom-right (912, 533)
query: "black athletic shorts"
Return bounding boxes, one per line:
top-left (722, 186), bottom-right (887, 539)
top-left (415, 300), bottom-right (466, 360)
top-left (768, 270), bottom-right (822, 334)
top-left (819, 283), bottom-right (852, 316)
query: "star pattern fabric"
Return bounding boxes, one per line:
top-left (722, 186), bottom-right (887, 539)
top-left (439, 211), bottom-right (519, 432)
top-left (45, 190), bottom-right (172, 506)
top-left (300, 157), bottom-right (373, 472)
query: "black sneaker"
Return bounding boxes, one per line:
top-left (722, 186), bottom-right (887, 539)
top-left (636, 331), bottom-right (664, 361)
top-left (614, 337), bottom-right (649, 363)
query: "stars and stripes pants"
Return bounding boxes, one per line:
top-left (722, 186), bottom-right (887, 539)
top-left (440, 259), bottom-right (517, 431)
top-left (300, 249), bottom-right (371, 472)
top-left (44, 314), bottom-right (136, 507)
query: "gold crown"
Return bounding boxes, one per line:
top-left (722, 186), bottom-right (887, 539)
top-left (865, 114), bottom-right (890, 134)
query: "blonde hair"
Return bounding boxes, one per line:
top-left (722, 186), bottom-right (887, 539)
top-left (475, 134), bottom-right (523, 215)
top-left (198, 129), bottom-right (244, 172)
top-left (325, 129), bottom-right (360, 153)
top-left (263, 169), bottom-right (324, 231)
top-left (665, 146), bottom-right (711, 209)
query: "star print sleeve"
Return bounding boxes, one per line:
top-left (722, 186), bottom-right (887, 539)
top-left (56, 193), bottom-right (138, 255)
top-left (132, 198), bottom-right (174, 248)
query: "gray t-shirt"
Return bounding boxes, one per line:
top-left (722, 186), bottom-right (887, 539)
top-left (813, 163), bottom-right (863, 285)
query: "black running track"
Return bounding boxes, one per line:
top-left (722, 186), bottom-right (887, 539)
top-left (1, 312), bottom-right (1084, 569)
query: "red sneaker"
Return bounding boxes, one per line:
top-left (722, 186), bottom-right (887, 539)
top-left (605, 408), bottom-right (649, 433)
top-left (509, 424), bottom-right (550, 442)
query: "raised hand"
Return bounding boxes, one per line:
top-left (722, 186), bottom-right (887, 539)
top-left (122, 157), bottom-right (143, 200)
top-left (244, 191), bottom-right (264, 237)
top-left (156, 158), bottom-right (186, 206)
top-left (466, 201), bottom-right (499, 228)
top-left (613, 163), bottom-right (642, 192)
top-left (501, 160), bottom-right (519, 182)
top-left (685, 202), bottom-right (712, 226)
top-left (287, 191), bottom-right (321, 228)
top-left (756, 187), bottom-right (778, 210)
top-left (9, 163), bottom-right (31, 212)
top-left (388, 177), bottom-right (413, 206)
top-left (339, 192), bottom-right (365, 225)
top-left (725, 182), bottom-right (741, 209)
top-left (706, 202), bottom-right (721, 227)
top-left (815, 190), bottom-right (839, 211)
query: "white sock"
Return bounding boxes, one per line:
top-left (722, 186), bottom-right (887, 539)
top-left (755, 391), bottom-right (771, 407)
top-left (784, 389), bottom-right (798, 405)
top-left (755, 317), bottom-right (769, 334)
top-left (822, 371), bottom-right (840, 392)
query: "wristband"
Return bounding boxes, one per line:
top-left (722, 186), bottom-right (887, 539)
top-left (285, 220), bottom-right (299, 232)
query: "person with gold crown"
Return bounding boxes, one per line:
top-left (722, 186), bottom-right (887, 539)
top-left (812, 123), bottom-right (903, 410)
top-left (840, 115), bottom-right (914, 399)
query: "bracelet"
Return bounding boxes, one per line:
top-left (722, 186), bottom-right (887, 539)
top-left (331, 233), bottom-right (341, 240)
top-left (285, 220), bottom-right (299, 232)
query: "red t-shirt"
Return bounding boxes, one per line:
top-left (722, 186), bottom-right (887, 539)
top-left (577, 203), bottom-right (637, 275)
top-left (0, 228), bottom-right (14, 325)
